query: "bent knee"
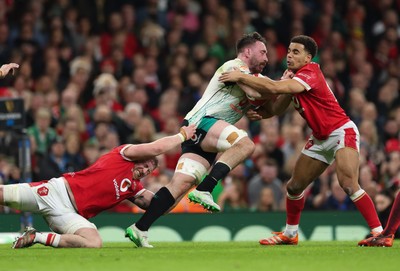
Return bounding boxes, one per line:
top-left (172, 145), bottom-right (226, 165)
top-left (216, 126), bottom-right (250, 152)
top-left (340, 185), bottom-right (358, 196)
top-left (286, 180), bottom-right (305, 195)
top-left (167, 176), bottom-right (196, 198)
top-left (86, 238), bottom-right (102, 248)
top-left (238, 137), bottom-right (255, 154)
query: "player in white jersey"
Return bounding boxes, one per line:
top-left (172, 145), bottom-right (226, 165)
top-left (219, 35), bottom-right (382, 246)
top-left (185, 58), bottom-right (255, 126)
top-left (125, 32), bottom-right (268, 247)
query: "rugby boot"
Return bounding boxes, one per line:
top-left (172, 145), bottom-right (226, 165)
top-left (12, 227), bottom-right (37, 249)
top-left (188, 190), bottom-right (221, 212)
top-left (125, 224), bottom-right (153, 248)
top-left (259, 231), bottom-right (299, 245)
top-left (358, 233), bottom-right (394, 247)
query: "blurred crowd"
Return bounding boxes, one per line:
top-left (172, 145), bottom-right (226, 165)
top-left (0, 0), bottom-right (399, 225)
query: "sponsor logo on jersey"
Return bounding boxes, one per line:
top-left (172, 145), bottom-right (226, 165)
top-left (113, 178), bottom-right (135, 200)
top-left (120, 178), bottom-right (132, 192)
top-left (113, 179), bottom-right (120, 200)
top-left (191, 133), bottom-right (202, 144)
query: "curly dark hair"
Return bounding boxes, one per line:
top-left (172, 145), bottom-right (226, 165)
top-left (290, 35), bottom-right (318, 58)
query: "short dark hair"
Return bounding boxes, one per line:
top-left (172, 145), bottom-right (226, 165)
top-left (290, 35), bottom-right (318, 58)
top-left (236, 32), bottom-right (267, 54)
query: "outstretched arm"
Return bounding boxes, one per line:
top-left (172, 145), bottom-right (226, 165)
top-left (123, 124), bottom-right (196, 160)
top-left (0, 63), bottom-right (19, 78)
top-left (129, 190), bottom-right (155, 210)
top-left (267, 94), bottom-right (292, 116)
top-left (220, 70), bottom-right (305, 95)
top-left (244, 70), bottom-right (294, 120)
top-left (247, 94), bottom-right (292, 120)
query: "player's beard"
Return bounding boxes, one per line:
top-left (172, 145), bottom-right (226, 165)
top-left (249, 58), bottom-right (266, 74)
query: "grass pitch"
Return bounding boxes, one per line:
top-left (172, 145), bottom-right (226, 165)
top-left (1, 241), bottom-right (399, 271)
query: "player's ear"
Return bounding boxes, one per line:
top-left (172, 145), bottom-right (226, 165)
top-left (305, 53), bottom-right (312, 63)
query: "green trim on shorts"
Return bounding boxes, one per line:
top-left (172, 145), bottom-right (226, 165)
top-left (197, 117), bottom-right (218, 132)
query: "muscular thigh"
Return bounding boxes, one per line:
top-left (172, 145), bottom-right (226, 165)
top-left (2, 183), bottom-right (39, 212)
top-left (46, 212), bottom-right (97, 234)
top-left (169, 153), bottom-right (210, 198)
top-left (201, 120), bottom-right (247, 153)
top-left (335, 147), bottom-right (359, 186)
top-left (291, 154), bottom-right (328, 189)
top-left (200, 120), bottom-right (231, 152)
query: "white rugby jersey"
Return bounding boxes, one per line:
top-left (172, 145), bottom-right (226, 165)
top-left (185, 58), bottom-right (252, 125)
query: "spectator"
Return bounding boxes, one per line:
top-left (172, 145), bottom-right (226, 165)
top-left (217, 179), bottom-right (248, 212)
top-left (86, 73), bottom-right (123, 114)
top-left (27, 107), bottom-right (57, 156)
top-left (35, 136), bottom-right (70, 181)
top-left (100, 11), bottom-right (140, 59)
top-left (254, 186), bottom-right (278, 212)
top-left (322, 174), bottom-right (357, 211)
top-left (374, 189), bottom-right (400, 238)
top-left (247, 157), bottom-right (283, 209)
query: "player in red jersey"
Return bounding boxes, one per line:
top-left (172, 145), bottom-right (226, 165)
top-left (358, 191), bottom-right (400, 247)
top-left (1, 124), bottom-right (196, 248)
top-left (219, 35), bottom-right (383, 245)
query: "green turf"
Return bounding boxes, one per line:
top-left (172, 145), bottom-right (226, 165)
top-left (1, 241), bottom-right (399, 271)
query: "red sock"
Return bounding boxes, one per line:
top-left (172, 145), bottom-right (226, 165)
top-left (351, 190), bottom-right (381, 230)
top-left (382, 192), bottom-right (400, 236)
top-left (286, 192), bottom-right (305, 225)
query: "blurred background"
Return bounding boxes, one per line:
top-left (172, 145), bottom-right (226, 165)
top-left (0, 0), bottom-right (399, 239)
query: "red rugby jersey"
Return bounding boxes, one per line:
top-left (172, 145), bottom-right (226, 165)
top-left (291, 62), bottom-right (350, 140)
top-left (63, 145), bottom-right (144, 218)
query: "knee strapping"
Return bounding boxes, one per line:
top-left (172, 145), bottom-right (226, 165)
top-left (3, 184), bottom-right (22, 210)
top-left (216, 125), bottom-right (248, 152)
top-left (175, 157), bottom-right (208, 183)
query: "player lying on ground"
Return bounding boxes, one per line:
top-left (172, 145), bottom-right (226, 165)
top-left (1, 125), bottom-right (196, 248)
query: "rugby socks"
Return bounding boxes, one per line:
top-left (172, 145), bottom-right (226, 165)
top-left (135, 187), bottom-right (175, 231)
top-left (196, 162), bottom-right (231, 193)
top-left (284, 192), bottom-right (305, 237)
top-left (34, 232), bottom-right (61, 247)
top-left (382, 192), bottom-right (400, 236)
top-left (350, 189), bottom-right (383, 232)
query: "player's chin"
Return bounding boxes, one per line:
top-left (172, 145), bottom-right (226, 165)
top-left (287, 62), bottom-right (294, 69)
top-left (255, 66), bottom-right (265, 73)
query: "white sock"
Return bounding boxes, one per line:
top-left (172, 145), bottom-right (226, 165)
top-left (371, 226), bottom-right (383, 233)
top-left (34, 232), bottom-right (61, 247)
top-left (283, 224), bottom-right (298, 238)
top-left (349, 189), bottom-right (365, 201)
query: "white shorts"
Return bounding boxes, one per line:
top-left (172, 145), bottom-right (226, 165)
top-left (3, 177), bottom-right (97, 234)
top-left (302, 121), bottom-right (360, 165)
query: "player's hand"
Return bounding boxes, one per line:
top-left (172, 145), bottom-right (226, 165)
top-left (0, 63), bottom-right (19, 78)
top-left (246, 109), bottom-right (263, 121)
top-left (280, 69), bottom-right (294, 80)
top-left (219, 69), bottom-right (243, 83)
top-left (179, 124), bottom-right (196, 141)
